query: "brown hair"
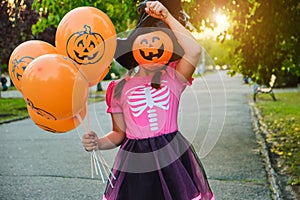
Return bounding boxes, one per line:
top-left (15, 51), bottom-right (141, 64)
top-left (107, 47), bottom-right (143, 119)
top-left (113, 66), bottom-right (167, 98)
top-left (151, 66), bottom-right (167, 89)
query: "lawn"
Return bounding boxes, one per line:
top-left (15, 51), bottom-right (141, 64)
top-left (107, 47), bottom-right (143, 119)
top-left (255, 92), bottom-right (300, 192)
top-left (0, 90), bottom-right (105, 124)
top-left (0, 97), bottom-right (28, 122)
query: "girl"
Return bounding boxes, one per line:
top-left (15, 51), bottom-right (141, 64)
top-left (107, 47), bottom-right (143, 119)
top-left (82, 1), bottom-right (214, 199)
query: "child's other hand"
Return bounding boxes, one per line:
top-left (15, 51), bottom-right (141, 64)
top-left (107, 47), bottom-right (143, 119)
top-left (82, 131), bottom-right (99, 152)
top-left (145, 1), bottom-right (169, 20)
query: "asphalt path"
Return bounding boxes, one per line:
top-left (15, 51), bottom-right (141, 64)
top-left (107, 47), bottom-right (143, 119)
top-left (0, 71), bottom-right (272, 199)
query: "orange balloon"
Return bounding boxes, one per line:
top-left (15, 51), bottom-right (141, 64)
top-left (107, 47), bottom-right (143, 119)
top-left (21, 54), bottom-right (89, 120)
top-left (55, 7), bottom-right (117, 87)
top-left (27, 104), bottom-right (87, 133)
top-left (8, 40), bottom-right (57, 92)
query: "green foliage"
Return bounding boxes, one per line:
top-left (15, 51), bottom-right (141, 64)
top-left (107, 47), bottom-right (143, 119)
top-left (256, 92), bottom-right (300, 187)
top-left (227, 0), bottom-right (300, 86)
top-left (184, 0), bottom-right (300, 87)
top-left (31, 0), bottom-right (140, 34)
top-left (0, 98), bottom-right (27, 122)
top-left (0, 0), bottom-right (56, 67)
top-left (199, 38), bottom-right (239, 67)
top-left (0, 0), bottom-right (38, 66)
top-left (103, 60), bottom-right (127, 80)
top-left (4, 0), bottom-right (300, 87)
top-left (182, 0), bottom-right (229, 31)
top-left (0, 64), bottom-right (7, 73)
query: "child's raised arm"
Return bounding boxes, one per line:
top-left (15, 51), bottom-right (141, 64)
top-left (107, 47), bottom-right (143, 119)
top-left (145, 1), bottom-right (201, 82)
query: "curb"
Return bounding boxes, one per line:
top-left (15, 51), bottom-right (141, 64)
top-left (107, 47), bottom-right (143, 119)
top-left (248, 99), bottom-right (283, 200)
top-left (0, 116), bottom-right (29, 125)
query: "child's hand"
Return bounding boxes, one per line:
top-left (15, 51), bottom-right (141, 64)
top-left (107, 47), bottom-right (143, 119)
top-left (145, 1), bottom-right (169, 20)
top-left (82, 131), bottom-right (99, 152)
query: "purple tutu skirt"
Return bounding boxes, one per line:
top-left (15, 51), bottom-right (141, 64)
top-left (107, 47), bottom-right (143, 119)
top-left (103, 131), bottom-right (214, 200)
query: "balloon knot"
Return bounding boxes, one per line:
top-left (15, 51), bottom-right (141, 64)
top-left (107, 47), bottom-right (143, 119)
top-left (83, 25), bottom-right (92, 34)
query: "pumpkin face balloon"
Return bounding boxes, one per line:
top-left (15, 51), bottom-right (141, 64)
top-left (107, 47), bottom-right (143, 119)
top-left (132, 30), bottom-right (174, 66)
top-left (11, 56), bottom-right (34, 82)
top-left (66, 25), bottom-right (105, 65)
top-left (27, 104), bottom-right (87, 133)
top-left (8, 40), bottom-right (57, 92)
top-left (56, 7), bottom-right (116, 87)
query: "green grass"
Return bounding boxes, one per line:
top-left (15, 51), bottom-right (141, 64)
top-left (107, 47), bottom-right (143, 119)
top-left (87, 90), bottom-right (105, 103)
top-left (255, 92), bottom-right (300, 190)
top-left (0, 90), bottom-right (106, 123)
top-left (0, 98), bottom-right (28, 122)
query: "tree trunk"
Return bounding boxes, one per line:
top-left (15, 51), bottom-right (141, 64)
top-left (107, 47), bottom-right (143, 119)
top-left (97, 82), bottom-right (103, 92)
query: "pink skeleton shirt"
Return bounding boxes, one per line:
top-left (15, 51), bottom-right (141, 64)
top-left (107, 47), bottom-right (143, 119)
top-left (106, 61), bottom-right (192, 139)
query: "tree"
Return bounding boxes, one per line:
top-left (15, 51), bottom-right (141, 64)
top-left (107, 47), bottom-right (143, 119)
top-left (31, 0), bottom-right (140, 35)
top-left (228, 0), bottom-right (300, 86)
top-left (182, 0), bottom-right (231, 31)
top-left (30, 0), bottom-right (141, 90)
top-left (0, 0), bottom-right (55, 69)
top-left (6, 0), bottom-right (299, 86)
top-left (183, 0), bottom-right (300, 86)
top-left (0, 0), bottom-right (36, 68)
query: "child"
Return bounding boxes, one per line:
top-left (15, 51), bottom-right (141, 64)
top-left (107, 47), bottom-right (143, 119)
top-left (82, 1), bottom-right (214, 199)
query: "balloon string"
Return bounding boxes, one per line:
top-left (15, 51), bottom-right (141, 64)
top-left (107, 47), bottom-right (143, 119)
top-left (97, 152), bottom-right (116, 180)
top-left (86, 101), bottom-right (91, 131)
top-left (97, 152), bottom-right (115, 188)
top-left (93, 150), bottom-right (105, 183)
top-left (91, 153), bottom-right (94, 179)
top-left (76, 112), bottom-right (113, 187)
top-left (77, 113), bottom-right (89, 132)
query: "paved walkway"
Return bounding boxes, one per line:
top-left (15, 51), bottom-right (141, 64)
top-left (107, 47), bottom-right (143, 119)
top-left (0, 71), bottom-right (273, 199)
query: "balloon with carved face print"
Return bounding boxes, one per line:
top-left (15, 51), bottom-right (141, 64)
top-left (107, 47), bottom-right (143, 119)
top-left (27, 104), bottom-right (87, 133)
top-left (66, 25), bottom-right (105, 65)
top-left (8, 40), bottom-right (57, 92)
top-left (56, 6), bottom-right (116, 87)
top-left (132, 30), bottom-right (174, 66)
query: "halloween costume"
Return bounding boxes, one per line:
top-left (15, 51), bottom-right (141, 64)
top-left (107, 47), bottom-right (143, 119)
top-left (104, 1), bottom-right (214, 199)
top-left (103, 62), bottom-right (214, 200)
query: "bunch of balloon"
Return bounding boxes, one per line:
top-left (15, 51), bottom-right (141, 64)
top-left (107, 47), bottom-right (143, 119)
top-left (55, 6), bottom-right (117, 87)
top-left (21, 54), bottom-right (89, 133)
top-left (52, 7), bottom-right (118, 183)
top-left (8, 40), bottom-right (87, 133)
top-left (11, 7), bottom-right (117, 134)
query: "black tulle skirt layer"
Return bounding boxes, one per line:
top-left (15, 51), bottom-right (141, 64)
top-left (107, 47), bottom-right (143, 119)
top-left (103, 131), bottom-right (214, 200)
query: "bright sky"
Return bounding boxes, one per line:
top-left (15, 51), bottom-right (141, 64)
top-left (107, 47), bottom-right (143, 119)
top-left (193, 13), bottom-right (230, 40)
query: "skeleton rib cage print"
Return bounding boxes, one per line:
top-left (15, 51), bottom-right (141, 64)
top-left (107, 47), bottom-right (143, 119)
top-left (126, 80), bottom-right (170, 132)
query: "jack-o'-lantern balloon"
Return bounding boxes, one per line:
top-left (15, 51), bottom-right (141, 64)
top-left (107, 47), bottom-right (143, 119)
top-left (56, 7), bottom-right (116, 87)
top-left (11, 56), bottom-right (34, 81)
top-left (28, 104), bottom-right (87, 133)
top-left (8, 40), bottom-right (57, 92)
top-left (66, 25), bottom-right (105, 65)
top-left (132, 30), bottom-right (174, 66)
